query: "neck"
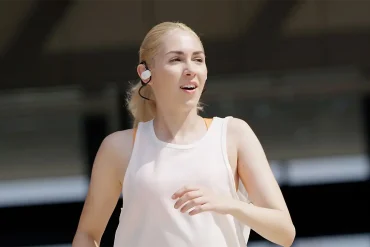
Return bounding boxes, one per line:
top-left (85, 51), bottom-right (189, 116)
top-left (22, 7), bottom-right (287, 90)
top-left (153, 107), bottom-right (206, 144)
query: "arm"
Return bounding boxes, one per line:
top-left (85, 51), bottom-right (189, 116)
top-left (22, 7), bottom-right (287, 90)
top-left (228, 118), bottom-right (295, 247)
top-left (72, 130), bottom-right (133, 247)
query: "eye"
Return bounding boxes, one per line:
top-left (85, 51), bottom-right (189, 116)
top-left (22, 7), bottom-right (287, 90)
top-left (169, 57), bottom-right (181, 62)
top-left (194, 58), bottom-right (204, 63)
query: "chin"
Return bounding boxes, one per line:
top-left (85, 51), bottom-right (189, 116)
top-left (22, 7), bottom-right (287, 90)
top-left (183, 100), bottom-right (200, 112)
top-left (173, 91), bottom-right (202, 111)
top-left (174, 99), bottom-right (197, 111)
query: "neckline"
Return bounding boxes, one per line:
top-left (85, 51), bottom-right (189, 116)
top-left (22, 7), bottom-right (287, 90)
top-left (148, 117), bottom-right (215, 149)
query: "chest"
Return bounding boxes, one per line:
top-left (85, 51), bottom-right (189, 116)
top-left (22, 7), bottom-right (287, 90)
top-left (128, 147), bottom-right (232, 199)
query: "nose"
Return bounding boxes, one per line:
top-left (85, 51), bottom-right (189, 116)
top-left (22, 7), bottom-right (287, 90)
top-left (183, 62), bottom-right (196, 77)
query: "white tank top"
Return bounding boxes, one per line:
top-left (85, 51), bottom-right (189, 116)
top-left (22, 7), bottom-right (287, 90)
top-left (113, 116), bottom-right (251, 247)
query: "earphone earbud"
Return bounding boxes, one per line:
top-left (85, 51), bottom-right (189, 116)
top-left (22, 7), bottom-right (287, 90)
top-left (141, 70), bottom-right (151, 81)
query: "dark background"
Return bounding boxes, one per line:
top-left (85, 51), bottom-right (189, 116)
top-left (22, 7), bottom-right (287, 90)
top-left (0, 0), bottom-right (369, 246)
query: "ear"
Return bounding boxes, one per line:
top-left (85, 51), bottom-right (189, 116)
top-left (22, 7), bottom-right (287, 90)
top-left (137, 63), bottom-right (152, 84)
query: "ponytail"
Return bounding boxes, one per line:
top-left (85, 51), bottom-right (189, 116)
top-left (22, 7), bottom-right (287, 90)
top-left (127, 82), bottom-right (156, 128)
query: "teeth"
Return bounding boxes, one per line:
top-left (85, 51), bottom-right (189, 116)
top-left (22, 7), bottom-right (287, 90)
top-left (181, 84), bottom-right (196, 89)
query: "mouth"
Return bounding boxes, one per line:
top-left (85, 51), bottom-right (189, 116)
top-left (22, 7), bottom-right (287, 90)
top-left (180, 83), bottom-right (198, 93)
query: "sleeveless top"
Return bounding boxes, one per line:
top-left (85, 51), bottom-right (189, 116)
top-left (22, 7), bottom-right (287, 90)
top-left (113, 116), bottom-right (251, 247)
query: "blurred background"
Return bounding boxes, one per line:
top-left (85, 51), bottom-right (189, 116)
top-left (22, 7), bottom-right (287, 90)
top-left (0, 0), bottom-right (369, 246)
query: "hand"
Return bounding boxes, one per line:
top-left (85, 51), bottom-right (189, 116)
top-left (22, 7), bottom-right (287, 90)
top-left (172, 185), bottom-right (236, 216)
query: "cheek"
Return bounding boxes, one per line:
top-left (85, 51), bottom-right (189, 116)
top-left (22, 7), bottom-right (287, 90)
top-left (151, 74), bottom-right (178, 95)
top-left (163, 66), bottom-right (182, 78)
top-left (198, 70), bottom-right (208, 84)
top-left (155, 68), bottom-right (180, 86)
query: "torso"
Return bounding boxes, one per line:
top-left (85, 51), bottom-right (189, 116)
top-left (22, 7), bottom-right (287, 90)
top-left (112, 116), bottom-right (248, 247)
top-left (117, 119), bottom-right (240, 191)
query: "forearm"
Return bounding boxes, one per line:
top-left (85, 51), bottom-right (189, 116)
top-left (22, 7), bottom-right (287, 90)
top-left (229, 200), bottom-right (295, 247)
top-left (72, 231), bottom-right (100, 247)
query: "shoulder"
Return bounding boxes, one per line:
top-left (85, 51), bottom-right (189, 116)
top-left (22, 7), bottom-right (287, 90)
top-left (226, 117), bottom-right (259, 148)
top-left (100, 128), bottom-right (135, 158)
top-left (95, 128), bottom-right (135, 173)
top-left (102, 128), bottom-right (135, 151)
top-left (227, 117), bottom-right (253, 136)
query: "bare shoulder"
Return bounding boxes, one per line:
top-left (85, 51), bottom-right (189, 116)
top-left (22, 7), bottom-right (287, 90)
top-left (102, 128), bottom-right (135, 155)
top-left (226, 116), bottom-right (268, 166)
top-left (229, 117), bottom-right (254, 131)
top-left (227, 117), bottom-right (255, 147)
top-left (227, 117), bottom-right (250, 130)
top-left (97, 128), bottom-right (135, 179)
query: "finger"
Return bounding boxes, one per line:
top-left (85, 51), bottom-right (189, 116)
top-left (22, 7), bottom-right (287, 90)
top-left (189, 203), bottom-right (212, 216)
top-left (174, 190), bottom-right (203, 209)
top-left (180, 197), bottom-right (207, 213)
top-left (172, 185), bottom-right (199, 199)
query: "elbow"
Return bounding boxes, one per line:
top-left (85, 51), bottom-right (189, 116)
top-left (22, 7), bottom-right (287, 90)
top-left (72, 231), bottom-right (100, 247)
top-left (282, 223), bottom-right (296, 247)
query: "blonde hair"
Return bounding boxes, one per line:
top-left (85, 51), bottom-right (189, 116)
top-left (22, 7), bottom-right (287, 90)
top-left (126, 21), bottom-right (204, 128)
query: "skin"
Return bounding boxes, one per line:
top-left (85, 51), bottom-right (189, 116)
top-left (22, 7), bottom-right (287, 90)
top-left (72, 29), bottom-right (296, 247)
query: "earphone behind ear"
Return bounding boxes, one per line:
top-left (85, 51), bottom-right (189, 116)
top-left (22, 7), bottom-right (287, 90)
top-left (141, 70), bottom-right (151, 81)
top-left (139, 61), bottom-right (152, 85)
top-left (138, 61), bottom-right (152, 100)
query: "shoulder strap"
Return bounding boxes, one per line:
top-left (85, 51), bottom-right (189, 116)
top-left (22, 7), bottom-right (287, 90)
top-left (204, 118), bottom-right (213, 129)
top-left (132, 127), bottom-right (138, 145)
top-left (132, 117), bottom-right (213, 146)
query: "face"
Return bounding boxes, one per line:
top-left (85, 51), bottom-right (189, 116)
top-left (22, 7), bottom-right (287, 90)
top-left (140, 29), bottom-right (207, 112)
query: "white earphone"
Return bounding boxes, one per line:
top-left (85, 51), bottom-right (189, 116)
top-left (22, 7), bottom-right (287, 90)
top-left (141, 70), bottom-right (151, 80)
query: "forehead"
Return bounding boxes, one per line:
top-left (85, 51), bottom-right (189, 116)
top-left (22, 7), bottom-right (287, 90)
top-left (159, 29), bottom-right (204, 55)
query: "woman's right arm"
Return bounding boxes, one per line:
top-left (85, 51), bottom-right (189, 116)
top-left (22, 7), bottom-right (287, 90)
top-left (72, 129), bottom-right (134, 247)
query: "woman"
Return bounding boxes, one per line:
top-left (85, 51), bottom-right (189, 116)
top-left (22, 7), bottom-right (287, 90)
top-left (72, 22), bottom-right (295, 247)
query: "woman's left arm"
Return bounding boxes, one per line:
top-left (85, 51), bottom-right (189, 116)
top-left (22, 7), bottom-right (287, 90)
top-left (228, 118), bottom-right (296, 247)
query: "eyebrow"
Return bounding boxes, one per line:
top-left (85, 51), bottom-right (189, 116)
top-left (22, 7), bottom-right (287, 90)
top-left (165, 50), bottom-right (205, 56)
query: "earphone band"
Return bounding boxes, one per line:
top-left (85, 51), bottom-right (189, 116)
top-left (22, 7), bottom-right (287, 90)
top-left (139, 61), bottom-right (151, 86)
top-left (138, 85), bottom-right (151, 101)
top-left (138, 61), bottom-right (152, 101)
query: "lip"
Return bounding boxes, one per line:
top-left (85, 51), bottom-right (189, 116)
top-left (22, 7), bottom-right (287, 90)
top-left (181, 88), bottom-right (197, 94)
top-left (180, 81), bottom-right (199, 89)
